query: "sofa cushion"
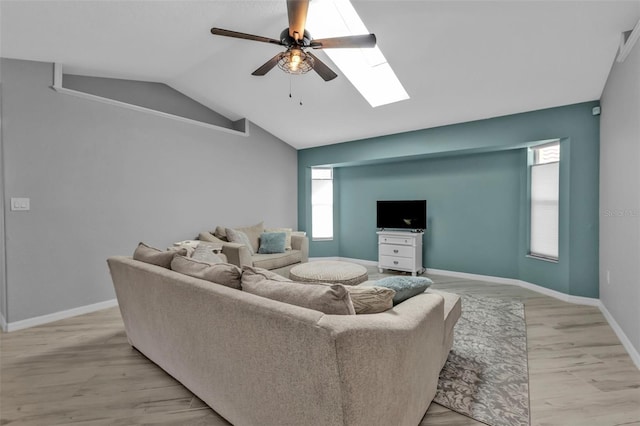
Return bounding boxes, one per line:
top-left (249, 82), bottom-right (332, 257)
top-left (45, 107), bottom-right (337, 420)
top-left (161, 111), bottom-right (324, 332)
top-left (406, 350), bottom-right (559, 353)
top-left (226, 228), bottom-right (255, 255)
top-left (258, 232), bottom-right (287, 254)
top-left (241, 265), bottom-right (292, 286)
top-left (265, 227), bottom-right (293, 250)
top-left (242, 279), bottom-right (356, 315)
top-left (133, 242), bottom-right (186, 269)
top-left (366, 276), bottom-right (433, 304)
top-left (191, 243), bottom-right (225, 264)
top-left (252, 250), bottom-right (302, 271)
top-left (346, 285), bottom-right (396, 314)
top-left (171, 255), bottom-right (242, 289)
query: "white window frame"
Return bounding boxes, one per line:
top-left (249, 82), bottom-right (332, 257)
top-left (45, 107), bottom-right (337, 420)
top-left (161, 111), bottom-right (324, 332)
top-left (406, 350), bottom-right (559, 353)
top-left (311, 167), bottom-right (334, 241)
top-left (529, 141), bottom-right (560, 261)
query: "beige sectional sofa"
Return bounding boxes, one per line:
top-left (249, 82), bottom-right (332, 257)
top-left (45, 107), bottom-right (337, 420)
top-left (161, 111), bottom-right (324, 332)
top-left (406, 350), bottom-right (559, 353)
top-left (198, 222), bottom-right (309, 276)
top-left (108, 256), bottom-right (460, 426)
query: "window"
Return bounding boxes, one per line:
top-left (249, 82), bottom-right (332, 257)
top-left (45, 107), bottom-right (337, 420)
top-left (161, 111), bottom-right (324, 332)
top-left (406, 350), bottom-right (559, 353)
top-left (311, 168), bottom-right (333, 240)
top-left (530, 141), bottom-right (560, 260)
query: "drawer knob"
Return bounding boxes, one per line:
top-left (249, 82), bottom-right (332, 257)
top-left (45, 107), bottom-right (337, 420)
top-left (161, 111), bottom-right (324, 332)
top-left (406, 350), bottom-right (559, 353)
top-left (393, 249), bottom-right (399, 253)
top-left (393, 261), bottom-right (398, 265)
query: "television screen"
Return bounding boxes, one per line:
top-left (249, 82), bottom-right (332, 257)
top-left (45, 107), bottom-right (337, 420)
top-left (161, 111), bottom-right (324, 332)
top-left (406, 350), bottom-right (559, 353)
top-left (377, 200), bottom-right (427, 230)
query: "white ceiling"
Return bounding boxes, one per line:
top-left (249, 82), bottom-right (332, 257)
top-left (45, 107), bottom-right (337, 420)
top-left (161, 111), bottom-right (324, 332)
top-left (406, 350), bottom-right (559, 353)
top-left (2, 1), bottom-right (639, 149)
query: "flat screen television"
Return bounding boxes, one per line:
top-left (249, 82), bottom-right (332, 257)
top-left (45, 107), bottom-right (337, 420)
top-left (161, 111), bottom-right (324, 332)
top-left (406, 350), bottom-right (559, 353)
top-left (377, 200), bottom-right (427, 230)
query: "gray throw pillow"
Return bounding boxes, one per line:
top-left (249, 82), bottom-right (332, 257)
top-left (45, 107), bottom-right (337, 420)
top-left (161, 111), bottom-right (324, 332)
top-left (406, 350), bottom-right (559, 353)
top-left (346, 285), bottom-right (396, 314)
top-left (191, 242), bottom-right (224, 263)
top-left (218, 222), bottom-right (264, 252)
top-left (368, 276), bottom-right (433, 304)
top-left (171, 255), bottom-right (242, 289)
top-left (133, 242), bottom-right (186, 269)
top-left (242, 279), bottom-right (356, 315)
top-left (258, 232), bottom-right (287, 254)
top-left (225, 228), bottom-right (255, 255)
top-left (266, 227), bottom-right (293, 250)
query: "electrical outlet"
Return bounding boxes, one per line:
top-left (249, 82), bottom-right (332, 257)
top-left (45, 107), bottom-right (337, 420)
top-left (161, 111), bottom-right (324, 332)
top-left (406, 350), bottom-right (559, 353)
top-left (10, 197), bottom-right (30, 211)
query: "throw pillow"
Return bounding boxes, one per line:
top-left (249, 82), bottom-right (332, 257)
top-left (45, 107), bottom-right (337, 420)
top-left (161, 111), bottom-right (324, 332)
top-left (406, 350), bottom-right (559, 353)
top-left (217, 222), bottom-right (264, 253)
top-left (258, 232), bottom-right (287, 254)
top-left (266, 227), bottom-right (293, 250)
top-left (346, 286), bottom-right (396, 314)
top-left (133, 242), bottom-right (187, 269)
top-left (213, 226), bottom-right (229, 241)
top-left (242, 279), bottom-right (355, 315)
top-left (225, 228), bottom-right (255, 255)
top-left (191, 242), bottom-right (224, 264)
top-left (171, 255), bottom-right (242, 289)
top-left (198, 232), bottom-right (226, 244)
top-left (241, 265), bottom-right (292, 286)
top-left (368, 276), bottom-right (433, 304)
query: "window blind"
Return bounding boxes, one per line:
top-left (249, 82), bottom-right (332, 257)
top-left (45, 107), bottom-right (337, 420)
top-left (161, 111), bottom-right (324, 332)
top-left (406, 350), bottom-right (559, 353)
top-left (530, 162), bottom-right (559, 259)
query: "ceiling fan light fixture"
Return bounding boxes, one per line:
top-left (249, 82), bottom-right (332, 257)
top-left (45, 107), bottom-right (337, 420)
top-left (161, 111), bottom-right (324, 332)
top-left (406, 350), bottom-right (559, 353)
top-left (278, 48), bottom-right (315, 74)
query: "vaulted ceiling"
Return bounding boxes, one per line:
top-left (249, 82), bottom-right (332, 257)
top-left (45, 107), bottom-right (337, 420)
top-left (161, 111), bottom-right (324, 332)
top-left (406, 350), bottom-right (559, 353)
top-left (2, 1), bottom-right (638, 149)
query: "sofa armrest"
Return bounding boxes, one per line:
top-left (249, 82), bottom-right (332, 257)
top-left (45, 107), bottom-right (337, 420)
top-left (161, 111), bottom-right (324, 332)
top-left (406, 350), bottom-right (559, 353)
top-left (317, 293), bottom-right (445, 426)
top-left (221, 243), bottom-right (253, 267)
top-left (291, 235), bottom-right (309, 263)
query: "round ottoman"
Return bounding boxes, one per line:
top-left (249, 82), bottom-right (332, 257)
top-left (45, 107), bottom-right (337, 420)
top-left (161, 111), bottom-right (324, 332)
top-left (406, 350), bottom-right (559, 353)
top-left (289, 261), bottom-right (368, 286)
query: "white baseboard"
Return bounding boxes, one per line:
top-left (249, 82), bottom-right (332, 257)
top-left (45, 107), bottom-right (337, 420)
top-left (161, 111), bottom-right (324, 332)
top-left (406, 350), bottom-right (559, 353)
top-left (4, 298), bottom-right (119, 332)
top-left (597, 302), bottom-right (640, 369)
top-left (426, 267), bottom-right (601, 306)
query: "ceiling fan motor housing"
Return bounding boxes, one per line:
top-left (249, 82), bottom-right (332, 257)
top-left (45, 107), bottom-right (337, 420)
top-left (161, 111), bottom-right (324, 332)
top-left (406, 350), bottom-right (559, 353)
top-left (280, 28), bottom-right (312, 47)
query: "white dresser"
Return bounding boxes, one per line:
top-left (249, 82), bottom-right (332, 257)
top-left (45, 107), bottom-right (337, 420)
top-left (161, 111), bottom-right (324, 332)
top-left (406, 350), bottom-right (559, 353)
top-left (377, 231), bottom-right (424, 276)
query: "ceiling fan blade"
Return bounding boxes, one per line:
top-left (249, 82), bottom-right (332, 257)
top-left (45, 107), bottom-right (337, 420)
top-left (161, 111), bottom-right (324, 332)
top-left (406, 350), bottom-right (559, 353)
top-left (310, 34), bottom-right (377, 49)
top-left (211, 28), bottom-right (283, 46)
top-left (306, 52), bottom-right (338, 82)
top-left (287, 0), bottom-right (309, 41)
top-left (252, 53), bottom-right (284, 76)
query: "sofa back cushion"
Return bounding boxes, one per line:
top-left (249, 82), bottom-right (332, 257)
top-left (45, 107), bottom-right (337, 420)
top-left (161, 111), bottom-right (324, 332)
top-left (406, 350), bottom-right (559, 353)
top-left (242, 279), bottom-right (356, 315)
top-left (133, 242), bottom-right (186, 269)
top-left (171, 255), bottom-right (242, 289)
top-left (241, 265), bottom-right (292, 286)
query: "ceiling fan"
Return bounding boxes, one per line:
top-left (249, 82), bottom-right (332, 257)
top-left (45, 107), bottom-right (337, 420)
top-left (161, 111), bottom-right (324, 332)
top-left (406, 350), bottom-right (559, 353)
top-left (210, 0), bottom-right (376, 81)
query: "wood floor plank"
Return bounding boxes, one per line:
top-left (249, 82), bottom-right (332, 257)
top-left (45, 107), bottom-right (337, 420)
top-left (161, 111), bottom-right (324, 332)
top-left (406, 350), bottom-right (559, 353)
top-left (1, 269), bottom-right (638, 425)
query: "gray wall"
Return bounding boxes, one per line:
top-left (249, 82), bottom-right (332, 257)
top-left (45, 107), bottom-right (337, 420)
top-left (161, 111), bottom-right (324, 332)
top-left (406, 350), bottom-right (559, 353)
top-left (599, 35), bottom-right (640, 354)
top-left (0, 58), bottom-right (298, 324)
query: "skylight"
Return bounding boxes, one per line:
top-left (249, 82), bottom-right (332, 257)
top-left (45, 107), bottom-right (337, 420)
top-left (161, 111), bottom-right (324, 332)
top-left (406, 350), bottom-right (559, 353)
top-left (306, 0), bottom-right (410, 107)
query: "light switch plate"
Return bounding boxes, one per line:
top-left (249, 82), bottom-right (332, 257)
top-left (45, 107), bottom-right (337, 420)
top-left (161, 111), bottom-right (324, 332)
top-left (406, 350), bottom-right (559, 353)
top-left (11, 197), bottom-right (30, 211)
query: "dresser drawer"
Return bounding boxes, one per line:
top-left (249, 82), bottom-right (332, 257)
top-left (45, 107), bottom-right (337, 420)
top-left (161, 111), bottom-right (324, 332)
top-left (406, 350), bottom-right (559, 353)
top-left (379, 255), bottom-right (414, 270)
top-left (379, 244), bottom-right (414, 258)
top-left (378, 236), bottom-right (414, 246)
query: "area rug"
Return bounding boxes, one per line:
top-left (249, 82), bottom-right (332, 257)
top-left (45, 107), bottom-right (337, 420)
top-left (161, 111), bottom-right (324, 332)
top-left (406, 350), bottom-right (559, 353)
top-left (433, 294), bottom-right (530, 426)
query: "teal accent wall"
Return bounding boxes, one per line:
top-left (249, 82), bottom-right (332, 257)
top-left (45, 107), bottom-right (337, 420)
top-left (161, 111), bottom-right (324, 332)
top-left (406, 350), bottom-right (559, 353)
top-left (298, 101), bottom-right (600, 298)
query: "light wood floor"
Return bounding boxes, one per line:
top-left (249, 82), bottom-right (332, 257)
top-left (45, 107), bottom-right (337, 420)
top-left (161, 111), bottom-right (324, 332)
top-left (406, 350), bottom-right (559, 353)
top-left (1, 271), bottom-right (639, 425)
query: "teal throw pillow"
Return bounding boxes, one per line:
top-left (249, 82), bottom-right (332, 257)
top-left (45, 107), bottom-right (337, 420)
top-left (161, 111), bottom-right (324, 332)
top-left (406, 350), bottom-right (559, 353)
top-left (373, 276), bottom-right (433, 304)
top-left (258, 232), bottom-right (287, 254)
